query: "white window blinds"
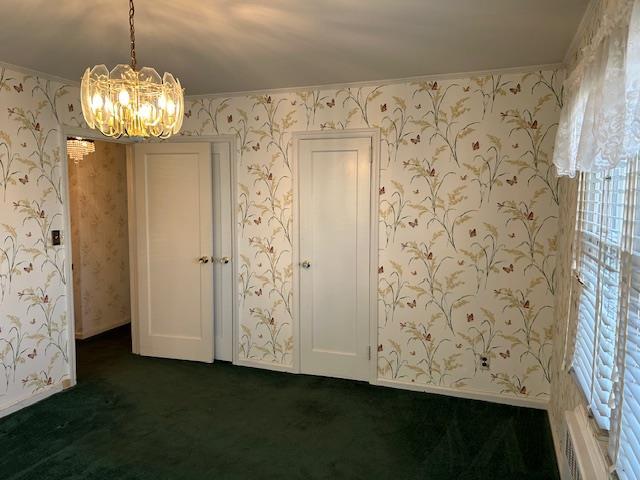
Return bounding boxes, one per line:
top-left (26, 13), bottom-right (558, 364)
top-left (572, 153), bottom-right (640, 479)
top-left (614, 158), bottom-right (640, 480)
top-left (573, 163), bottom-right (627, 430)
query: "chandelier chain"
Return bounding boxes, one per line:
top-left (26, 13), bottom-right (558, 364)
top-left (129, 0), bottom-right (137, 70)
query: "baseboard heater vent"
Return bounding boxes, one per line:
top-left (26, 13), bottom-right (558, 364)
top-left (563, 406), bottom-right (609, 480)
top-left (565, 427), bottom-right (583, 480)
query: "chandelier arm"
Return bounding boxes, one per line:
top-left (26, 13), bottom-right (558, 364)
top-left (129, 0), bottom-right (137, 70)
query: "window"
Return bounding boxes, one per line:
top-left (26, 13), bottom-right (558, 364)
top-left (572, 154), bottom-right (640, 479)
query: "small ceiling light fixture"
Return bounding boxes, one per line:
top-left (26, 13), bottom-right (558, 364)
top-left (67, 138), bottom-right (95, 165)
top-left (80, 0), bottom-right (184, 138)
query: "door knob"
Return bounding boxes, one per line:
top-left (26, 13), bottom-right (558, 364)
top-left (198, 256), bottom-right (210, 264)
top-left (211, 256), bottom-right (231, 264)
top-left (301, 260), bottom-right (311, 269)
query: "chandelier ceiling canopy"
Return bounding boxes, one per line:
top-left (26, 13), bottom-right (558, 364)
top-left (80, 0), bottom-right (184, 139)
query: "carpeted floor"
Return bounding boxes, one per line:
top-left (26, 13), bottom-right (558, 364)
top-left (1, 326), bottom-right (559, 479)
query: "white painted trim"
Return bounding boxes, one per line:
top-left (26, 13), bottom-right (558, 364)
top-left (75, 318), bottom-right (131, 340)
top-left (0, 382), bottom-right (65, 419)
top-left (160, 134), bottom-right (238, 366)
top-left (186, 63), bottom-right (564, 100)
top-left (564, 405), bottom-right (610, 480)
top-left (126, 144), bottom-right (140, 354)
top-left (235, 358), bottom-right (296, 374)
top-left (375, 377), bottom-right (549, 410)
top-left (0, 60), bottom-right (80, 87)
top-left (291, 128), bottom-right (381, 382)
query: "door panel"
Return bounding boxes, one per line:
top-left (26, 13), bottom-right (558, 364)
top-left (299, 137), bottom-right (371, 381)
top-left (212, 142), bottom-right (234, 361)
top-left (134, 142), bottom-right (214, 362)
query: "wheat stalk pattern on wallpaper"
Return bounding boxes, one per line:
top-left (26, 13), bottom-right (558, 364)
top-left (182, 69), bottom-right (563, 401)
top-left (0, 66), bottom-right (83, 405)
top-left (0, 63), bottom-right (562, 408)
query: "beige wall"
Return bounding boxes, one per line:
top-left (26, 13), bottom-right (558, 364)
top-left (0, 64), bottom-right (82, 407)
top-left (68, 140), bottom-right (130, 339)
top-left (0, 60), bottom-right (564, 413)
top-left (182, 67), bottom-right (563, 404)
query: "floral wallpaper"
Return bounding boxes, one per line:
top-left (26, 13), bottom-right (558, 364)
top-left (0, 60), bottom-right (564, 412)
top-left (68, 141), bottom-right (130, 339)
top-left (182, 68), bottom-right (563, 402)
top-left (0, 64), bottom-right (83, 408)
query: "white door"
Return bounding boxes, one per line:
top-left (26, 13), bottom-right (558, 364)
top-left (299, 137), bottom-right (372, 381)
top-left (212, 142), bottom-right (234, 361)
top-left (134, 142), bottom-right (214, 362)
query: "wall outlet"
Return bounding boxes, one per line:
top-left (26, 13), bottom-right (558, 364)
top-left (480, 355), bottom-right (490, 370)
top-left (51, 229), bottom-right (62, 246)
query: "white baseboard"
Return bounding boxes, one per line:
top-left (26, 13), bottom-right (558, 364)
top-left (0, 381), bottom-right (66, 419)
top-left (76, 318), bottom-right (131, 340)
top-left (234, 358), bottom-right (295, 373)
top-left (374, 377), bottom-right (549, 409)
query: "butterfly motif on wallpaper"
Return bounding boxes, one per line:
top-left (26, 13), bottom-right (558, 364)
top-left (407, 299), bottom-right (417, 308)
top-left (502, 264), bottom-right (514, 273)
top-left (408, 218), bottom-right (418, 228)
top-left (506, 176), bottom-right (518, 186)
top-left (27, 348), bottom-right (37, 359)
top-left (466, 313), bottom-right (474, 322)
top-left (379, 186), bottom-right (385, 195)
top-left (326, 98), bottom-right (335, 108)
top-left (13, 82), bottom-right (23, 93)
top-left (410, 134), bottom-right (421, 144)
top-left (509, 83), bottom-right (521, 94)
top-left (18, 174), bottom-right (28, 184)
top-left (252, 143), bottom-right (261, 151)
top-left (380, 103), bottom-right (387, 112)
top-left (23, 263), bottom-right (33, 273)
top-left (472, 141), bottom-right (480, 151)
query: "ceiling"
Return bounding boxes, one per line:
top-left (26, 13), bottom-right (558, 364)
top-left (0, 0), bottom-right (589, 96)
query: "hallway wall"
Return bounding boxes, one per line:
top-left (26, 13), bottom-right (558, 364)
top-left (68, 140), bottom-right (130, 339)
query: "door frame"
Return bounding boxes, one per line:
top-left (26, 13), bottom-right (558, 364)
top-left (59, 127), bottom-right (238, 389)
top-left (59, 126), bottom-right (136, 388)
top-left (291, 128), bottom-right (380, 383)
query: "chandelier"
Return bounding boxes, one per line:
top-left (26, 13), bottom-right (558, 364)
top-left (80, 0), bottom-right (184, 138)
top-left (67, 138), bottom-right (95, 165)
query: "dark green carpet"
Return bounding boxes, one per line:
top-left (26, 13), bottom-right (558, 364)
top-left (1, 327), bottom-right (559, 479)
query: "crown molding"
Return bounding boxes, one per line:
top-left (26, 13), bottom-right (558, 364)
top-left (0, 60), bottom-right (80, 87)
top-left (185, 62), bottom-right (564, 100)
top-left (0, 58), bottom-right (564, 100)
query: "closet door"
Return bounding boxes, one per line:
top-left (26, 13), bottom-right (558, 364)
top-left (298, 137), bottom-right (372, 381)
top-left (133, 142), bottom-right (214, 362)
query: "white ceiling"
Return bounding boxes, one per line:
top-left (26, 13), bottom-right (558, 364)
top-left (0, 0), bottom-right (589, 95)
